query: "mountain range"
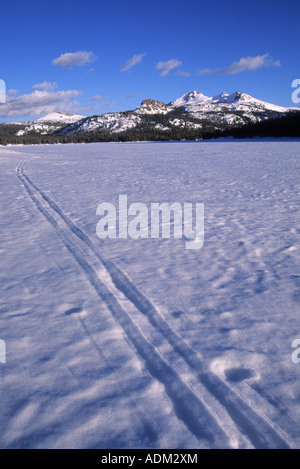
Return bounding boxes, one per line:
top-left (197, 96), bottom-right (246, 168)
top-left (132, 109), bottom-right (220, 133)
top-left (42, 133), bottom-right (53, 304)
top-left (0, 91), bottom-right (299, 144)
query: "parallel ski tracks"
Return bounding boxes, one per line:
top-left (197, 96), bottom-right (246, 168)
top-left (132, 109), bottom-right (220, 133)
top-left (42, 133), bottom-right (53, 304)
top-left (17, 161), bottom-right (292, 449)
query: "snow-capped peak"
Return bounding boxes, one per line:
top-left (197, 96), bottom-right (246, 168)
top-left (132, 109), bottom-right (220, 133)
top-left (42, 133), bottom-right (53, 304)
top-left (15, 112), bottom-right (85, 137)
top-left (182, 91), bottom-right (208, 101)
top-left (211, 92), bottom-right (230, 102)
top-left (170, 91), bottom-right (211, 107)
top-left (170, 90), bottom-right (292, 115)
top-left (135, 99), bottom-right (171, 115)
top-left (36, 112), bottom-right (84, 124)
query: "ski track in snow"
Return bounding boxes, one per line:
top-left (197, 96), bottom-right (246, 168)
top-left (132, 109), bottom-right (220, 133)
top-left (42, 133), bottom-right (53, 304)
top-left (15, 159), bottom-right (293, 449)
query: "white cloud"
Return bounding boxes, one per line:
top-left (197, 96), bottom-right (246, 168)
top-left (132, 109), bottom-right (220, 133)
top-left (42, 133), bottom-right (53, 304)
top-left (52, 51), bottom-right (97, 69)
top-left (0, 89), bottom-right (81, 118)
top-left (176, 70), bottom-right (191, 77)
top-left (156, 59), bottom-right (182, 76)
top-left (198, 54), bottom-right (280, 76)
top-left (120, 53), bottom-right (146, 72)
top-left (32, 81), bottom-right (58, 91)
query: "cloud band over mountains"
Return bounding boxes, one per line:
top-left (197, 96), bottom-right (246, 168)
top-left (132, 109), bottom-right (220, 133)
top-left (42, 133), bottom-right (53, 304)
top-left (0, 89), bottom-right (81, 117)
top-left (198, 54), bottom-right (280, 76)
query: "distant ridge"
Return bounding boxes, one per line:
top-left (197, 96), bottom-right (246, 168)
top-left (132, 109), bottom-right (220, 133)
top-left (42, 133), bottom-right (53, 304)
top-left (0, 91), bottom-right (299, 144)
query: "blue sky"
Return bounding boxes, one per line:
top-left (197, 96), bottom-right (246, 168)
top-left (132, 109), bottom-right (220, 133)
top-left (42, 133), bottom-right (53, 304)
top-left (0, 0), bottom-right (299, 121)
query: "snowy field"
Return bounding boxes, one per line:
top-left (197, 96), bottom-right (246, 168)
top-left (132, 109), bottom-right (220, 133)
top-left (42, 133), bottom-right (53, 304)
top-left (0, 141), bottom-right (300, 449)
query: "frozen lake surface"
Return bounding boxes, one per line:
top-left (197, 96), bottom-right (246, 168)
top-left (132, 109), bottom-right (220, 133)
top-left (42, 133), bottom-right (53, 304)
top-left (0, 141), bottom-right (300, 448)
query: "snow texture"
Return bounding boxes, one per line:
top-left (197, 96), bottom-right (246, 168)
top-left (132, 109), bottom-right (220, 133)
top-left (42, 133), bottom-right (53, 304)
top-left (0, 141), bottom-right (300, 449)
